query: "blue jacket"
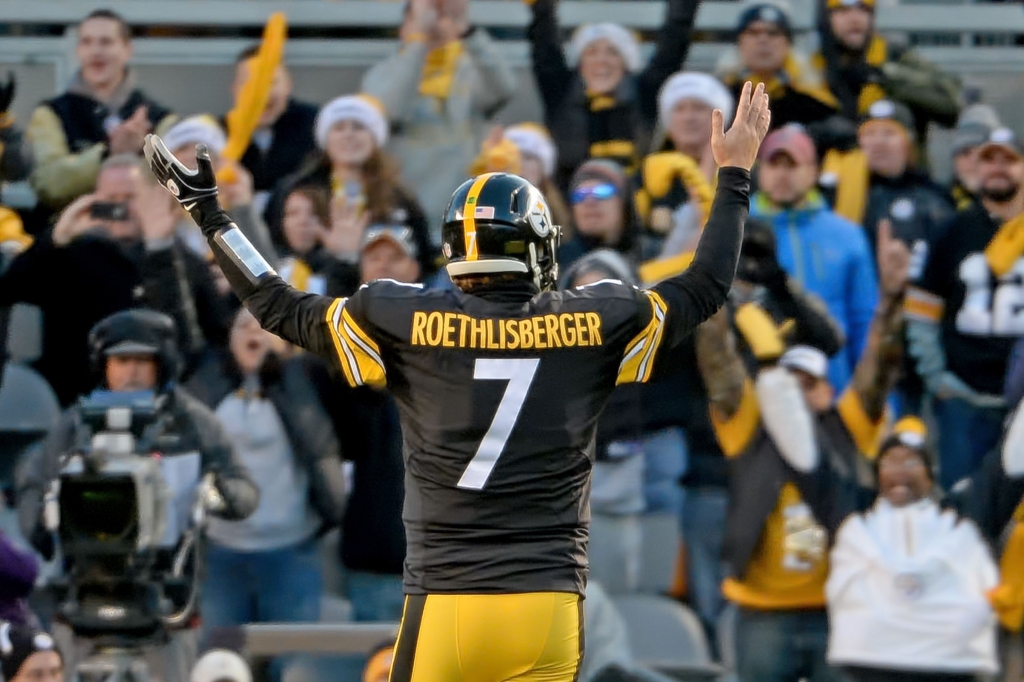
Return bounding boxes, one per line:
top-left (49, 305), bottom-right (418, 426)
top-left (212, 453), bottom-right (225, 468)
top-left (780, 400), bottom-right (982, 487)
top-left (751, 191), bottom-right (878, 390)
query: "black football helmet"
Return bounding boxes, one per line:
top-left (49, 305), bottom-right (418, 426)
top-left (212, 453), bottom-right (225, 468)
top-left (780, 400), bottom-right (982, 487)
top-left (441, 173), bottom-right (561, 291)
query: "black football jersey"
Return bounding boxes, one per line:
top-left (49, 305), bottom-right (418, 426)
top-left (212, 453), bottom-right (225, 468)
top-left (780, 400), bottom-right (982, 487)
top-left (217, 166), bottom-right (752, 595)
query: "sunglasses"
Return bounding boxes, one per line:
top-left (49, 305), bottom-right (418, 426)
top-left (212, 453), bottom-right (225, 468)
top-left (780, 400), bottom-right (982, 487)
top-left (570, 183), bottom-right (618, 205)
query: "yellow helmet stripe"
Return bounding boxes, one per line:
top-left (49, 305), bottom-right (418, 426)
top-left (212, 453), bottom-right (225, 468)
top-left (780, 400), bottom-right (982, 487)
top-left (462, 174), bottom-right (493, 262)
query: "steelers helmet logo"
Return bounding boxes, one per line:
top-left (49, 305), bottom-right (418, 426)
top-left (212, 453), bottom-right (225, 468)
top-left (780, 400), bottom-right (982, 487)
top-left (166, 179), bottom-right (180, 197)
top-left (528, 199), bottom-right (551, 237)
top-left (890, 197), bottom-right (915, 221)
top-left (442, 242), bottom-right (452, 259)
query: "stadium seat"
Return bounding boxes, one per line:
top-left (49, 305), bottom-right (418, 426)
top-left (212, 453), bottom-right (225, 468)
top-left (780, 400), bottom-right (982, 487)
top-left (638, 512), bottom-right (681, 594)
top-left (612, 594), bottom-right (724, 682)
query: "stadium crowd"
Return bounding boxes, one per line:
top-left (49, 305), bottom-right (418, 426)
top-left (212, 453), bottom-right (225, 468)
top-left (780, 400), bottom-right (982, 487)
top-left (2, 0), bottom-right (1024, 681)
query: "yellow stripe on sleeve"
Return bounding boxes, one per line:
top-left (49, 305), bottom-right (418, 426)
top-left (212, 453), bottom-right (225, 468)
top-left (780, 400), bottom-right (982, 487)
top-left (837, 388), bottom-right (886, 458)
top-left (616, 290), bottom-right (669, 385)
top-left (462, 174), bottom-right (492, 262)
top-left (324, 298), bottom-right (387, 388)
top-left (711, 380), bottom-right (761, 458)
top-left (904, 287), bottom-right (945, 323)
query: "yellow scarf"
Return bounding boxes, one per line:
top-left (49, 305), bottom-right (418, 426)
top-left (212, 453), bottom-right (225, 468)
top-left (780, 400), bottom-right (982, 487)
top-left (821, 148), bottom-right (870, 225)
top-left (985, 211), bottom-right (1024, 278)
top-left (740, 53), bottom-right (838, 109)
top-left (811, 35), bottom-right (888, 116)
top-left (419, 41), bottom-right (463, 100)
top-left (286, 258), bottom-right (313, 292)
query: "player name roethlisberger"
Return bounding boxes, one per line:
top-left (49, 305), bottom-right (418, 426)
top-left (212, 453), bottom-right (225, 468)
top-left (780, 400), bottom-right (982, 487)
top-left (411, 311), bottom-right (604, 350)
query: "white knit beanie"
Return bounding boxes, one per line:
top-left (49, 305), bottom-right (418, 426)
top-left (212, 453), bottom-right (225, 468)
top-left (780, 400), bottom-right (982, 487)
top-left (163, 115), bottom-right (227, 155)
top-left (504, 123), bottom-right (557, 178)
top-left (658, 72), bottom-right (735, 128)
top-left (315, 94), bottom-right (388, 150)
top-left (567, 23), bottom-right (642, 73)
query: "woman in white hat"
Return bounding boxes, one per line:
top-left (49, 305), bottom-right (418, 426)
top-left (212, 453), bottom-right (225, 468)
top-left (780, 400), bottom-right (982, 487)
top-left (265, 94), bottom-right (434, 279)
top-left (525, 0), bottom-right (700, 189)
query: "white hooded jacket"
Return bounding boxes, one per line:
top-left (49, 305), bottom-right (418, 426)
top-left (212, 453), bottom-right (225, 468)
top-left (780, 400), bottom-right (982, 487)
top-left (826, 498), bottom-right (999, 673)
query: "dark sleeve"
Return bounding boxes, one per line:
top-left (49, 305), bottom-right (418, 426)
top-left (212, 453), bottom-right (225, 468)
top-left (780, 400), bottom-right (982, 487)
top-left (637, 0), bottom-right (701, 124)
top-left (0, 124), bottom-right (33, 183)
top-left (916, 215), bottom-right (957, 299)
top-left (0, 532), bottom-right (38, 598)
top-left (16, 411), bottom-right (76, 559)
top-left (179, 392), bottom-right (260, 521)
top-left (0, 230), bottom-right (58, 306)
top-left (787, 458), bottom-right (874, 538)
top-left (182, 248), bottom-right (231, 349)
top-left (651, 166), bottom-right (750, 348)
top-left (282, 362), bottom-right (347, 527)
top-left (948, 447), bottom-right (1024, 542)
top-left (527, 0), bottom-right (575, 115)
top-left (775, 282), bottom-right (845, 358)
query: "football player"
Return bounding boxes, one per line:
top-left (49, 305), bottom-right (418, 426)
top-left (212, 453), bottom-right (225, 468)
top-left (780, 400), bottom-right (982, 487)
top-left (144, 82), bottom-right (770, 682)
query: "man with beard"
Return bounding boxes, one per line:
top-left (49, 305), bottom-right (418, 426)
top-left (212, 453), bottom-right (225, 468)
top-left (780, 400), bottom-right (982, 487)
top-left (0, 154), bottom-right (229, 405)
top-left (811, 0), bottom-right (959, 153)
top-left (907, 127), bottom-right (1024, 490)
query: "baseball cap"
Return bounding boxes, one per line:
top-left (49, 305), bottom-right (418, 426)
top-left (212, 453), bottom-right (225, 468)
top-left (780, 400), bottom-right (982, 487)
top-left (859, 99), bottom-right (916, 138)
top-left (104, 340), bottom-right (160, 357)
top-left (360, 225), bottom-right (419, 259)
top-left (759, 124), bottom-right (817, 165)
top-left (0, 623), bottom-right (61, 682)
top-left (779, 345), bottom-right (829, 380)
top-left (190, 650), bottom-right (252, 682)
top-left (977, 127), bottom-right (1024, 160)
top-left (875, 416), bottom-right (933, 474)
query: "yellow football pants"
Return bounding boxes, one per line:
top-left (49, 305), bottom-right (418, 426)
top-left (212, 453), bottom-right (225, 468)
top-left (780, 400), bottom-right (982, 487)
top-left (388, 592), bottom-right (584, 682)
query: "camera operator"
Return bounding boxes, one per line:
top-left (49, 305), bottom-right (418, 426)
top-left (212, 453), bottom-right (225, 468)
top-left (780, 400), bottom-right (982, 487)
top-left (16, 309), bottom-right (258, 682)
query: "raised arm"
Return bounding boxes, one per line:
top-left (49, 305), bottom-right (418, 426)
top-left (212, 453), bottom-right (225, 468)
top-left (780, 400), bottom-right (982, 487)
top-left (142, 135), bottom-right (338, 362)
top-left (651, 82), bottom-right (770, 346)
top-left (526, 0), bottom-right (575, 115)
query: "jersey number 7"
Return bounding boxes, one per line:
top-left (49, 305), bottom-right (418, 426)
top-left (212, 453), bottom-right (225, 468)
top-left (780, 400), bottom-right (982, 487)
top-left (457, 358), bottom-right (540, 490)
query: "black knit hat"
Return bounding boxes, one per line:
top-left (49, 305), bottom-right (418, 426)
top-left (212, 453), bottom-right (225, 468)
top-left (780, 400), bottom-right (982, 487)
top-left (875, 416), bottom-right (934, 480)
top-left (0, 623), bottom-right (61, 681)
top-left (736, 3), bottom-right (794, 41)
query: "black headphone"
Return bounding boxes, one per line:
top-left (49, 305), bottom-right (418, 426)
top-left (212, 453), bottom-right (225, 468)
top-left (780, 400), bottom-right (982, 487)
top-left (87, 309), bottom-right (181, 390)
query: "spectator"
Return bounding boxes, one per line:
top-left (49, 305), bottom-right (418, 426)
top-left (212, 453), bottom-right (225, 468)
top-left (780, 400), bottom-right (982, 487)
top-left (0, 155), bottom-right (231, 405)
top-left (781, 411), bottom-right (1024, 682)
top-left (1007, 336), bottom-right (1024, 409)
top-left (559, 160), bottom-right (640, 269)
top-left (526, 0), bottom-right (699, 190)
top-left (266, 95), bottom-right (434, 279)
top-left (17, 310), bottom-right (257, 682)
top-left (338, 226), bottom-right (423, 622)
top-left (750, 125), bottom-right (878, 390)
top-left (277, 185), bottom-right (359, 296)
top-left (469, 124), bottom-right (572, 237)
top-left (636, 73), bottom-right (731, 252)
top-left (823, 100), bottom-right (954, 265)
top-left (28, 9), bottom-right (175, 214)
top-left (186, 308), bottom-right (345, 673)
top-left (0, 529), bottom-right (38, 627)
top-left (0, 623), bottom-right (62, 682)
top-left (227, 46), bottom-right (318, 216)
top-left (362, 0), bottom-right (517, 239)
top-left (717, 2), bottom-right (838, 133)
top-left (811, 0), bottom-right (960, 152)
top-left (162, 116), bottom-right (278, 264)
top-left (949, 103), bottom-right (1001, 211)
top-left (906, 127), bottom-right (1024, 489)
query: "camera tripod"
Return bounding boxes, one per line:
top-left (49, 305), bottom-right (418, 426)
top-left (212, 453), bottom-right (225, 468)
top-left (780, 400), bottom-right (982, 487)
top-left (74, 645), bottom-right (154, 682)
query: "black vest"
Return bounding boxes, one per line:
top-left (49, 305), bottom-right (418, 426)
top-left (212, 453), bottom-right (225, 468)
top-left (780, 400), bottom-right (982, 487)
top-left (45, 89), bottom-right (171, 152)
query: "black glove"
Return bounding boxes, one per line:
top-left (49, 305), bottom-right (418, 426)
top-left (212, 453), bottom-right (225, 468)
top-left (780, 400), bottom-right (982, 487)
top-left (0, 72), bottom-right (14, 116)
top-left (143, 134), bottom-right (228, 236)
